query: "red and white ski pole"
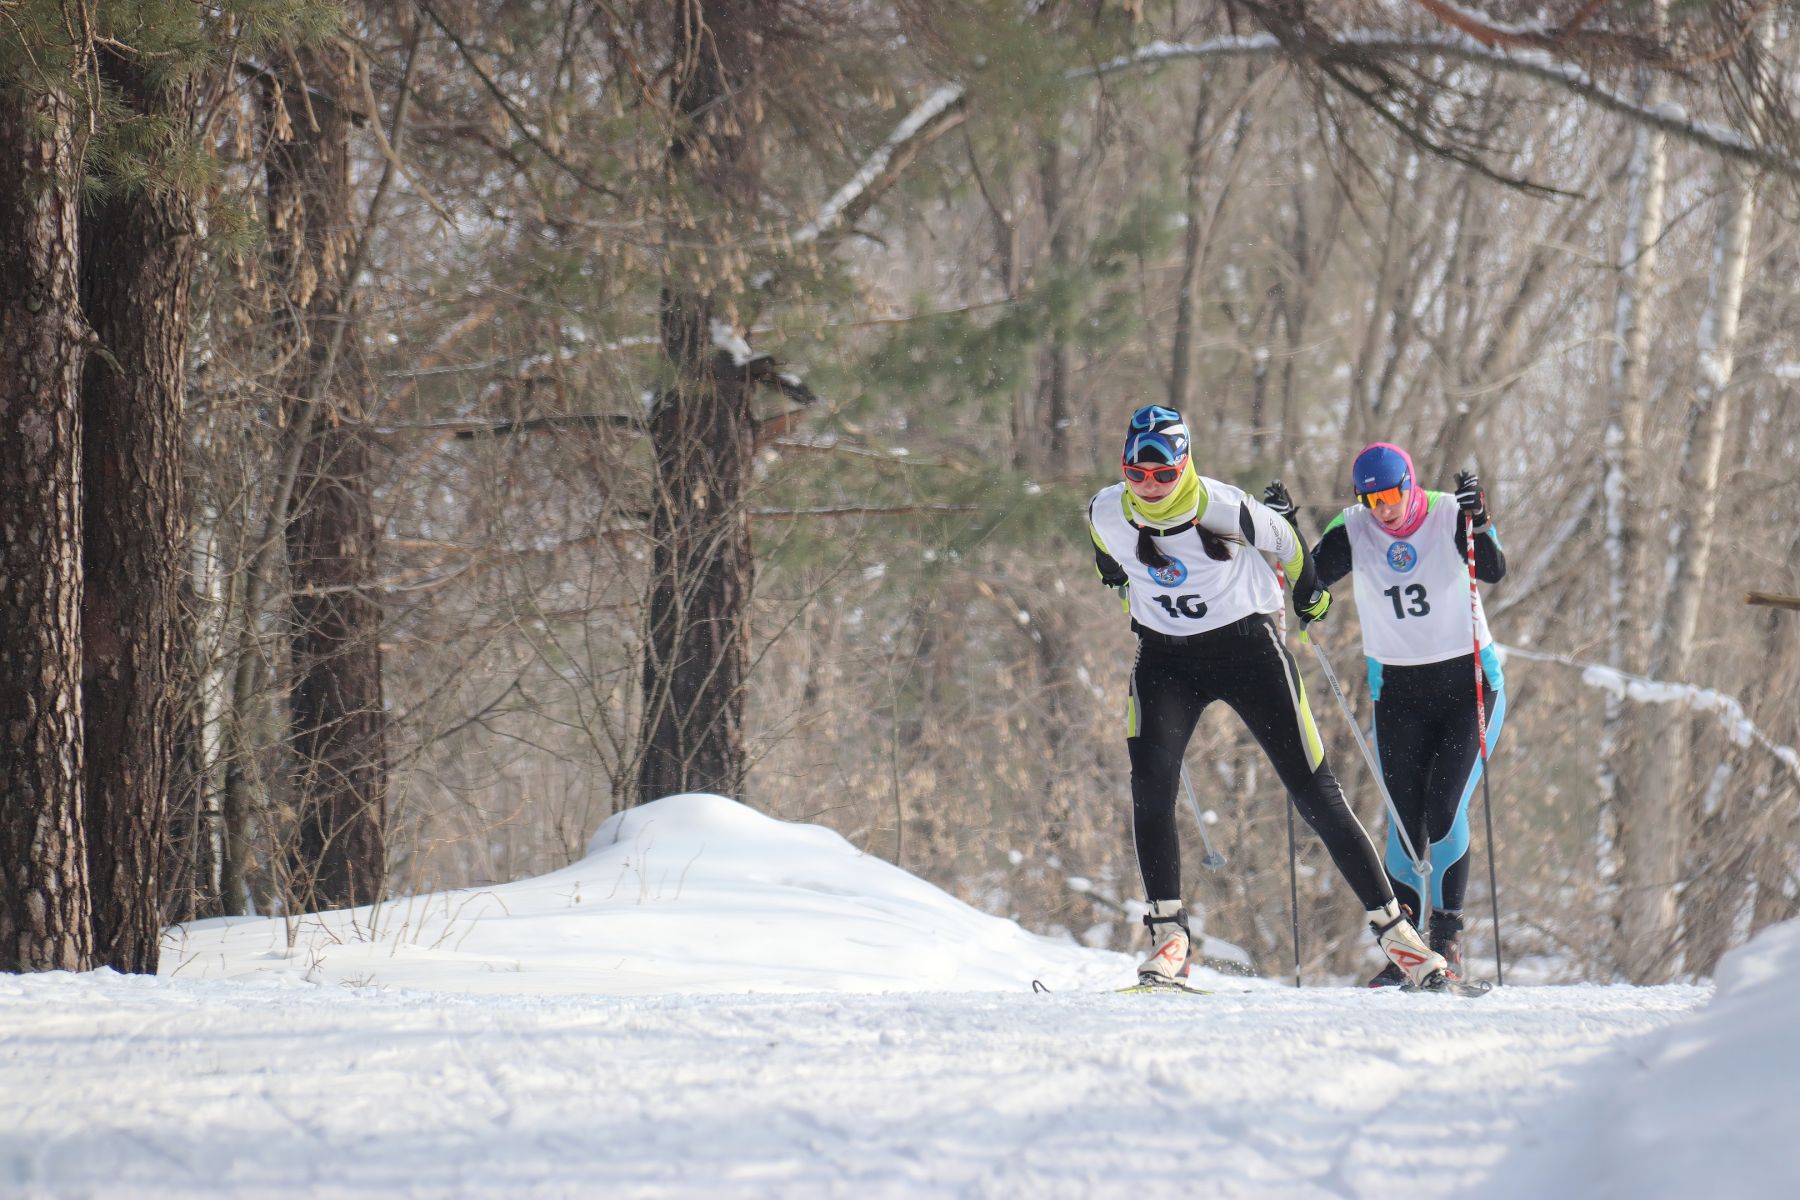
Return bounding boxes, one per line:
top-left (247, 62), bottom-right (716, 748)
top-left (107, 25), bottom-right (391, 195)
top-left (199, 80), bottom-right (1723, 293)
top-left (1466, 509), bottom-right (1504, 987)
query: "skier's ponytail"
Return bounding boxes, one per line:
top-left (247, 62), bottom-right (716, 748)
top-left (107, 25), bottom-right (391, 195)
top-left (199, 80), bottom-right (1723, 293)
top-left (1136, 527), bottom-right (1169, 570)
top-left (1137, 526), bottom-right (1237, 566)
top-left (1197, 529), bottom-right (1236, 562)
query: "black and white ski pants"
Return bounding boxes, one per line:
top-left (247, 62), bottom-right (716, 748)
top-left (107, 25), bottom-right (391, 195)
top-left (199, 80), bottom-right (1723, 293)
top-left (1126, 614), bottom-right (1393, 911)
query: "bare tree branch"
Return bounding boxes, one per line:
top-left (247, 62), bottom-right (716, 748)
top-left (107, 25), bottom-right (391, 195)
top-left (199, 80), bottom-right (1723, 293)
top-left (1076, 31), bottom-right (1800, 180)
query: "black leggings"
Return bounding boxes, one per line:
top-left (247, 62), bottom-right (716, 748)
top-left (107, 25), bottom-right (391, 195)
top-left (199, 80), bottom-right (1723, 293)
top-left (1128, 615), bottom-right (1393, 911)
top-left (1372, 652), bottom-right (1503, 916)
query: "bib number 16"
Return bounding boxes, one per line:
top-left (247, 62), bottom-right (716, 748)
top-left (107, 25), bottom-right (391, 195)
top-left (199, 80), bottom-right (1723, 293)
top-left (1153, 594), bottom-right (1209, 620)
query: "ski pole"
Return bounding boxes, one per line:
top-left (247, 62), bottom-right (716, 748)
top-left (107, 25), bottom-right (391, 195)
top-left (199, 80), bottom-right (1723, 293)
top-left (1300, 625), bottom-right (1433, 939)
top-left (1465, 509), bottom-right (1505, 986)
top-left (1179, 764), bottom-right (1227, 870)
top-left (1273, 559), bottom-right (1302, 985)
top-left (1285, 799), bottom-right (1302, 989)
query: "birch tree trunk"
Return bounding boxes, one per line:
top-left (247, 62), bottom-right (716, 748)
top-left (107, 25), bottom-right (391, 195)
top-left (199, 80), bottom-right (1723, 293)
top-left (1167, 89), bottom-right (1211, 414)
top-left (1038, 132), bottom-right (1071, 475)
top-left (0, 74), bottom-right (94, 973)
top-left (1747, 525), bottom-right (1800, 938)
top-left (1615, 158), bottom-right (1756, 984)
top-left (1597, 5), bottom-right (1669, 901)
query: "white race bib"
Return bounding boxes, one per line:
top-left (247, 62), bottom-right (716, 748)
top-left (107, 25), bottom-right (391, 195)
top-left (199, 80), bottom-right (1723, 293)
top-left (1342, 496), bottom-right (1491, 665)
top-left (1088, 482), bottom-right (1282, 636)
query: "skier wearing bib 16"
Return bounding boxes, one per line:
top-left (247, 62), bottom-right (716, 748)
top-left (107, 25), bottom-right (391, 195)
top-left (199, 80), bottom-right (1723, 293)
top-left (1086, 406), bottom-right (1456, 992)
top-left (1263, 443), bottom-right (1505, 985)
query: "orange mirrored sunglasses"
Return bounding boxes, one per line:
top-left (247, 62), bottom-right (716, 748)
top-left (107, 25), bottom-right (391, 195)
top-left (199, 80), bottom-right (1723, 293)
top-left (1357, 485), bottom-right (1407, 509)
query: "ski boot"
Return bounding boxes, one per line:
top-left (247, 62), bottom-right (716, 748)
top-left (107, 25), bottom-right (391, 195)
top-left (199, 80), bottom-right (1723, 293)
top-left (1430, 910), bottom-right (1466, 981)
top-left (1367, 900), bottom-right (1450, 989)
top-left (1365, 904), bottom-right (1413, 988)
top-left (1136, 901), bottom-right (1194, 987)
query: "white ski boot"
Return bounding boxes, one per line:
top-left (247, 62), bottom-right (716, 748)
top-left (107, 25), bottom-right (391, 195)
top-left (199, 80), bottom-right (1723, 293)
top-left (1367, 900), bottom-right (1450, 989)
top-left (1137, 901), bottom-right (1193, 985)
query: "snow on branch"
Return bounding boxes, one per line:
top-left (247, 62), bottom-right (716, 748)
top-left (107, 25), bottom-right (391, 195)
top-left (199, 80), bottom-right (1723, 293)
top-left (1499, 643), bottom-right (1800, 787)
top-left (710, 318), bottom-right (757, 367)
top-left (1078, 32), bottom-right (1800, 180)
top-left (793, 85), bottom-right (968, 245)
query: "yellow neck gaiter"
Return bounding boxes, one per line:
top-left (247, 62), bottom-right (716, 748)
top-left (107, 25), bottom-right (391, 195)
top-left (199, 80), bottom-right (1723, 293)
top-left (1123, 463), bottom-right (1203, 532)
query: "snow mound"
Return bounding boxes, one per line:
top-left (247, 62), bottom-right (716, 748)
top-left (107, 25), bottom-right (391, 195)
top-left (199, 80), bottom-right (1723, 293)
top-left (1597, 920), bottom-right (1800, 1195)
top-left (1478, 918), bottom-right (1800, 1197)
top-left (163, 793), bottom-right (1149, 997)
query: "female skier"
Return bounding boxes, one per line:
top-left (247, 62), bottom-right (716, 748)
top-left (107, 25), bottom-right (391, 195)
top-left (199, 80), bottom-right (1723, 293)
top-left (1263, 442), bottom-right (1505, 984)
top-left (1086, 406), bottom-right (1452, 992)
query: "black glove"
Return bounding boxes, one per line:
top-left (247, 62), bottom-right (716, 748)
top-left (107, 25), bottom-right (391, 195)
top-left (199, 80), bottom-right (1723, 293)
top-left (1095, 547), bottom-right (1128, 590)
top-left (1294, 585), bottom-right (1331, 626)
top-left (1453, 470), bottom-right (1489, 527)
top-left (1262, 480), bottom-right (1298, 528)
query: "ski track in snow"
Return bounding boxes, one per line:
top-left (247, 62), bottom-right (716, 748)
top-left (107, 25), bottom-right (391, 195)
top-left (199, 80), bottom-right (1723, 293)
top-left (1, 972), bottom-right (1702, 1199)
top-left (3, 798), bottom-right (1770, 1197)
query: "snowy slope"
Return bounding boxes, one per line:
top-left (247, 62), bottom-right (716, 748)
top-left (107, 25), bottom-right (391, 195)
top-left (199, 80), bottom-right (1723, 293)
top-left (0, 793), bottom-right (1789, 1198)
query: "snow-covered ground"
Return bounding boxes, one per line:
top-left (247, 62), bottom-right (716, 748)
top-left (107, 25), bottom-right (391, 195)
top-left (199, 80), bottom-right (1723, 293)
top-left (1, 793), bottom-right (1792, 1198)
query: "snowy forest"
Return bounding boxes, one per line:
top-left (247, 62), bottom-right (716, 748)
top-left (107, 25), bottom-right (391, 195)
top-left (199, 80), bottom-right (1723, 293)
top-left (4, 0), bottom-right (1800, 993)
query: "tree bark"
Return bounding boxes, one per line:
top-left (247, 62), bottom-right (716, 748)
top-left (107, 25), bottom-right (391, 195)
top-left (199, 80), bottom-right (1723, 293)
top-left (1616, 155), bottom-right (1755, 984)
top-left (266, 40), bottom-right (387, 909)
top-left (287, 410), bottom-right (388, 910)
top-left (77, 50), bottom-right (199, 972)
top-left (1168, 89), bottom-right (1211, 415)
top-left (0, 78), bottom-right (94, 973)
top-left (635, 0), bottom-right (772, 806)
top-left (1598, 31), bottom-right (1669, 898)
top-left (1037, 133), bottom-right (1071, 475)
top-left (162, 603), bottom-right (215, 925)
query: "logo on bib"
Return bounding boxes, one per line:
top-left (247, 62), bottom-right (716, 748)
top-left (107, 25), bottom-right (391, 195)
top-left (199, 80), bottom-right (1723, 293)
top-left (1148, 557), bottom-right (1188, 587)
top-left (1386, 541), bottom-right (1419, 573)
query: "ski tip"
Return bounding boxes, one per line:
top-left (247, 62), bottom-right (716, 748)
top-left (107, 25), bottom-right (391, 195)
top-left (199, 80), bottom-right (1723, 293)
top-left (1402, 975), bottom-right (1493, 997)
top-left (1118, 978), bottom-right (1215, 996)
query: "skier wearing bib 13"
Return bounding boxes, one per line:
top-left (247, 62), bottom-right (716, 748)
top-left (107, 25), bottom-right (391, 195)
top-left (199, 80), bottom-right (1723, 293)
top-left (1086, 406), bottom-right (1455, 992)
top-left (1264, 443), bottom-right (1505, 985)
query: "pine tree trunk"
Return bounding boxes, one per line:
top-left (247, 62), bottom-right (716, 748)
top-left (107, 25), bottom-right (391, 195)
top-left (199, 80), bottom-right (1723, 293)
top-left (635, 0), bottom-right (771, 806)
top-left (77, 52), bottom-right (198, 972)
top-left (265, 41), bottom-right (387, 909)
top-left (1616, 159), bottom-right (1755, 984)
top-left (638, 336), bottom-right (756, 803)
top-left (0, 79), bottom-right (94, 973)
top-left (287, 414), bottom-right (388, 909)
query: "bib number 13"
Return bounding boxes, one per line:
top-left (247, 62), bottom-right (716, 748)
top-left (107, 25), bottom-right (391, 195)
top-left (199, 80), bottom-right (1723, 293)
top-left (1383, 584), bottom-right (1430, 619)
